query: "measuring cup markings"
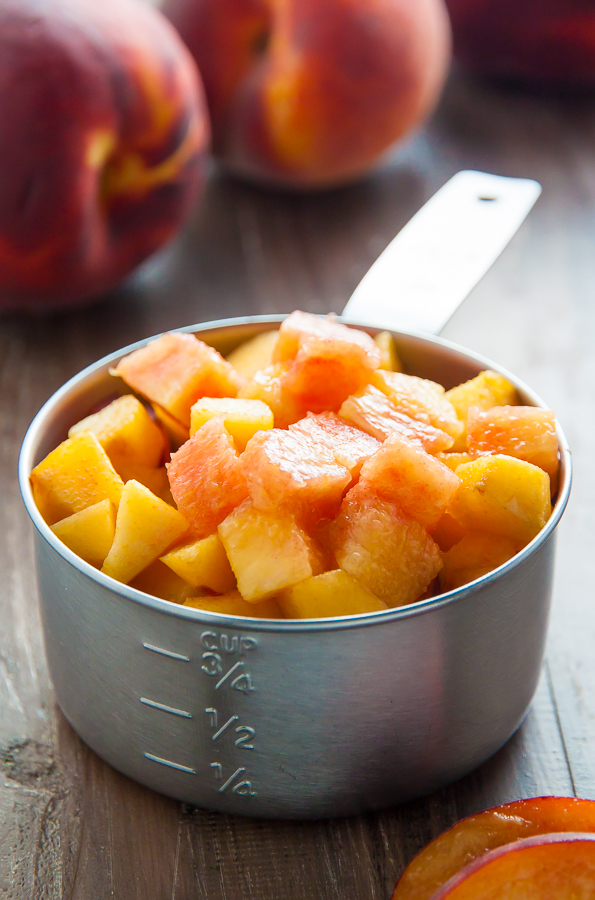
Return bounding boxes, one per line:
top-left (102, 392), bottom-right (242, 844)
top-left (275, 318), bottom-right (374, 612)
top-left (202, 629), bottom-right (259, 799)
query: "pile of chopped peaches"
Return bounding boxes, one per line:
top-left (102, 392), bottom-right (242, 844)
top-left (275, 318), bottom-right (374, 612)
top-left (31, 312), bottom-right (559, 619)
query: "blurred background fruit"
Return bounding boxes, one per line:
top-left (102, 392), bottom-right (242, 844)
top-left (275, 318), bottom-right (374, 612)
top-left (445, 0), bottom-right (595, 88)
top-left (163, 0), bottom-right (451, 189)
top-left (0, 0), bottom-right (210, 312)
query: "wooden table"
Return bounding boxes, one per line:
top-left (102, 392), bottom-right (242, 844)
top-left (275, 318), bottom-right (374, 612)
top-left (2, 70), bottom-right (594, 899)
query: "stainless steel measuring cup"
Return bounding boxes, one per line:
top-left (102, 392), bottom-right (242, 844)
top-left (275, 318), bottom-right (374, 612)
top-left (19, 172), bottom-right (571, 819)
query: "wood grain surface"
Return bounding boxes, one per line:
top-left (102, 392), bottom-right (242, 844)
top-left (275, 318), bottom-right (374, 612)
top-left (1, 70), bottom-right (594, 899)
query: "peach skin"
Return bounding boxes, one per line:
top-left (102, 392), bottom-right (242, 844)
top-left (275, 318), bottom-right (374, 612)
top-left (164, 0), bottom-right (451, 188)
top-left (0, 0), bottom-right (210, 310)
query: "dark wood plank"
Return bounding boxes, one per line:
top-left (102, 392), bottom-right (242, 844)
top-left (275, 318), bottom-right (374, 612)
top-left (2, 69), bottom-right (594, 898)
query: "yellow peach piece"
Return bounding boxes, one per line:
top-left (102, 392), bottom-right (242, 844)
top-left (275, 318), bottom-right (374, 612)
top-left (68, 394), bottom-right (166, 469)
top-left (151, 403), bottom-right (189, 450)
top-left (436, 451), bottom-right (473, 472)
top-left (439, 531), bottom-right (521, 592)
top-left (371, 370), bottom-right (463, 441)
top-left (31, 430), bottom-right (124, 526)
top-left (102, 480), bottom-right (189, 584)
top-left (130, 560), bottom-right (194, 605)
top-left (114, 461), bottom-right (170, 500)
top-left (226, 330), bottom-right (279, 379)
top-left (448, 455), bottom-right (551, 544)
top-left (445, 369), bottom-right (518, 451)
top-left (374, 331), bottom-right (402, 372)
top-left (161, 533), bottom-right (236, 593)
top-left (278, 569), bottom-right (387, 619)
top-left (432, 512), bottom-right (467, 552)
top-left (50, 498), bottom-right (115, 565)
top-left (218, 499), bottom-right (323, 602)
top-left (238, 362), bottom-right (305, 428)
top-left (190, 397), bottom-right (274, 451)
top-left (185, 591), bottom-right (283, 618)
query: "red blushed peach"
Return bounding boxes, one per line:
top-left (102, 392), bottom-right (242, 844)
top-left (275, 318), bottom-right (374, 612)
top-left (0, 0), bottom-right (210, 311)
top-left (392, 796), bottom-right (595, 900)
top-left (164, 0), bottom-right (451, 189)
top-left (445, 0), bottom-right (595, 88)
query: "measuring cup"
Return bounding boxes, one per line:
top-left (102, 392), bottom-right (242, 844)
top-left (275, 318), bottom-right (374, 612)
top-left (19, 172), bottom-right (571, 819)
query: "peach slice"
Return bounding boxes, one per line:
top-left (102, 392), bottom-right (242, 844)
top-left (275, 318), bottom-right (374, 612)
top-left (185, 591), bottom-right (283, 618)
top-left (167, 417), bottom-right (249, 537)
top-left (50, 498), bottom-right (115, 566)
top-left (467, 406), bottom-right (559, 491)
top-left (340, 385), bottom-right (454, 451)
top-left (190, 397), bottom-right (274, 451)
top-left (130, 560), bottom-right (195, 605)
top-left (112, 332), bottom-right (243, 426)
top-left (430, 832), bottom-right (595, 899)
top-left (438, 531), bottom-right (521, 591)
top-left (392, 796), bottom-right (595, 900)
top-left (161, 533), bottom-right (236, 594)
top-left (359, 433), bottom-right (461, 531)
top-left (278, 569), bottom-right (387, 619)
top-left (374, 331), bottom-right (402, 372)
top-left (238, 362), bottom-right (306, 428)
top-left (445, 369), bottom-right (518, 451)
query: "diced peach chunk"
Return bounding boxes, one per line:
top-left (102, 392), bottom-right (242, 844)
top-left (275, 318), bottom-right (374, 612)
top-left (431, 512), bottom-right (467, 552)
top-left (218, 499), bottom-right (324, 601)
top-left (151, 403), bottom-right (189, 450)
top-left (114, 461), bottom-right (170, 501)
top-left (238, 362), bottom-right (305, 428)
top-left (226, 330), bottom-right (279, 378)
top-left (102, 480), bottom-right (189, 584)
top-left (467, 406), bottom-right (559, 490)
top-left (372, 370), bottom-right (463, 441)
top-left (436, 451), bottom-right (473, 471)
top-left (359, 433), bottom-right (461, 530)
top-left (281, 334), bottom-right (381, 412)
top-left (31, 431), bottom-right (124, 526)
top-left (242, 427), bottom-right (351, 520)
top-left (190, 397), bottom-right (274, 452)
top-left (439, 531), bottom-right (521, 592)
top-left (51, 498), bottom-right (115, 566)
top-left (274, 310), bottom-right (380, 365)
top-left (167, 417), bottom-right (249, 537)
top-left (448, 455), bottom-right (551, 544)
top-left (340, 385), bottom-right (454, 451)
top-left (278, 569), bottom-right (387, 619)
top-left (446, 369), bottom-right (518, 450)
top-left (161, 533), bottom-right (236, 593)
top-left (112, 332), bottom-right (244, 426)
top-left (330, 485), bottom-right (443, 606)
top-left (185, 591), bottom-right (283, 618)
top-left (69, 394), bottom-right (166, 469)
top-left (290, 412), bottom-right (380, 480)
top-left (130, 560), bottom-right (194, 604)
top-left (374, 331), bottom-right (402, 372)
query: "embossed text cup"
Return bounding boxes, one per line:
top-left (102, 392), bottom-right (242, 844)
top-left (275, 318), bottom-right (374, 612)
top-left (19, 316), bottom-right (572, 819)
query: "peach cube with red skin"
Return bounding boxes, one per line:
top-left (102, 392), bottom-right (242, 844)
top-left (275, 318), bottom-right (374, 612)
top-left (467, 406), bottom-right (559, 491)
top-left (241, 426), bottom-right (352, 521)
top-left (113, 332), bottom-right (244, 426)
top-left (167, 417), bottom-right (248, 537)
top-left (330, 484), bottom-right (443, 606)
top-left (290, 412), bottom-right (380, 480)
top-left (276, 311), bottom-right (381, 412)
top-left (340, 384), bottom-right (454, 452)
top-left (359, 433), bottom-right (461, 531)
top-left (372, 370), bottom-right (463, 441)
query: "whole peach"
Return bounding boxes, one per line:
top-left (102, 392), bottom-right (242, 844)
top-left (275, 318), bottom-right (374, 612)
top-left (164, 0), bottom-right (451, 189)
top-left (0, 0), bottom-right (210, 311)
top-left (445, 0), bottom-right (595, 88)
